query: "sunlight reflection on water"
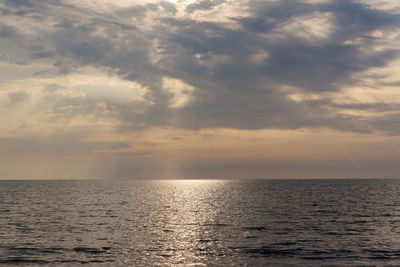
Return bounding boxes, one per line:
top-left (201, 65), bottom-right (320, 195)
top-left (1, 179), bottom-right (400, 266)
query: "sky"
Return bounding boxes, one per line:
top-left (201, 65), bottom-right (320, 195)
top-left (0, 0), bottom-right (400, 179)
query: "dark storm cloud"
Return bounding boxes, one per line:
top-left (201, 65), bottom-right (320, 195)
top-left (1, 0), bottom-right (400, 134)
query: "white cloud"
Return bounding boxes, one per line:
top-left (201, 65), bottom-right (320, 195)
top-left (279, 12), bottom-right (335, 42)
top-left (70, 70), bottom-right (148, 103)
top-left (162, 76), bottom-right (194, 108)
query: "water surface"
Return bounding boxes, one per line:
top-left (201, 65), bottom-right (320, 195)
top-left (1, 179), bottom-right (400, 266)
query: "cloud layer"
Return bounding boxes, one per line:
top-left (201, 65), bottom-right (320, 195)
top-left (1, 0), bottom-right (400, 135)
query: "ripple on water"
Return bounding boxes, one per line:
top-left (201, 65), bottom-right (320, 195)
top-left (72, 247), bottom-right (111, 254)
top-left (242, 226), bottom-right (266, 231)
top-left (2, 179), bottom-right (400, 266)
top-left (243, 247), bottom-right (302, 257)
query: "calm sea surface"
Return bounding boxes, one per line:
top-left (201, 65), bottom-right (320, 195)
top-left (1, 179), bottom-right (400, 266)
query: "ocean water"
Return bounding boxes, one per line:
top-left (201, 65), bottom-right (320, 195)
top-left (1, 179), bottom-right (400, 266)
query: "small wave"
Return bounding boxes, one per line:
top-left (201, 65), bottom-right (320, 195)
top-left (196, 252), bottom-right (216, 256)
top-left (229, 246), bottom-right (249, 250)
top-left (244, 247), bottom-right (301, 257)
top-left (363, 248), bottom-right (400, 259)
top-left (73, 247), bottom-right (109, 254)
top-left (202, 223), bottom-right (230, 227)
top-left (271, 242), bottom-right (297, 246)
top-left (54, 259), bottom-right (114, 264)
top-left (345, 220), bottom-right (369, 224)
top-left (324, 231), bottom-right (357, 236)
top-left (242, 226), bottom-right (266, 231)
top-left (302, 248), bottom-right (355, 260)
top-left (165, 248), bottom-right (183, 252)
top-left (37, 247), bottom-right (66, 254)
top-left (198, 239), bottom-right (218, 243)
top-left (0, 258), bottom-right (50, 264)
top-left (54, 259), bottom-right (83, 263)
top-left (158, 254), bottom-right (173, 258)
top-left (300, 256), bottom-right (338, 260)
top-left (352, 214), bottom-right (372, 218)
top-left (5, 246), bottom-right (67, 254)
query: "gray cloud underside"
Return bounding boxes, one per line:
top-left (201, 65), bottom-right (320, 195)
top-left (185, 0), bottom-right (226, 13)
top-left (1, 0), bottom-right (400, 134)
top-left (7, 90), bottom-right (30, 103)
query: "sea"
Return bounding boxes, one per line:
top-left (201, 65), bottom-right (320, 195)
top-left (1, 179), bottom-right (400, 266)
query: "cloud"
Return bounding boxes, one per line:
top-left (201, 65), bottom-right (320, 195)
top-left (0, 23), bottom-right (19, 38)
top-left (0, 0), bottom-right (400, 135)
top-left (7, 91), bottom-right (30, 103)
top-left (367, 113), bottom-right (400, 136)
top-left (185, 0), bottom-right (226, 13)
